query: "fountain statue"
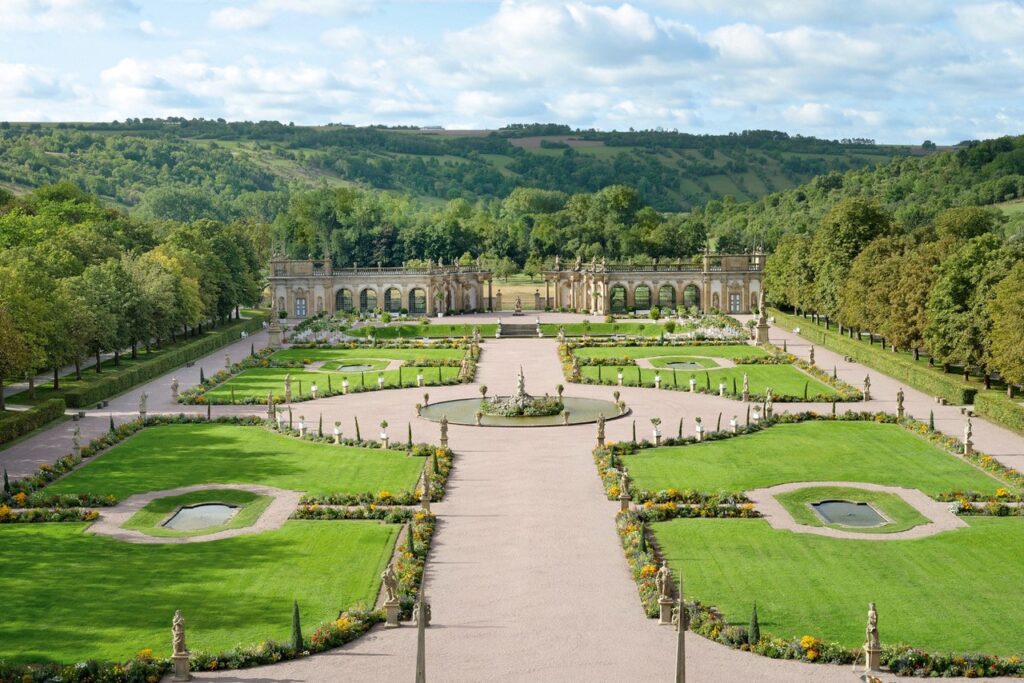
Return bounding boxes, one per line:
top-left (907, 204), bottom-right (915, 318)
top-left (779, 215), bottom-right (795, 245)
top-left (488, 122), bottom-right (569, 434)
top-left (480, 367), bottom-right (563, 417)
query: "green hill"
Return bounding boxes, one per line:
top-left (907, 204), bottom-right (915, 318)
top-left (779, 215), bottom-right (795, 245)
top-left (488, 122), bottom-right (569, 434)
top-left (0, 120), bottom-right (912, 216)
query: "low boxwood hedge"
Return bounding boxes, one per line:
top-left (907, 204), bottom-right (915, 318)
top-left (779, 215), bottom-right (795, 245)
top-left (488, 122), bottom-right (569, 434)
top-left (974, 392), bottom-right (1024, 435)
top-left (57, 314), bottom-right (267, 408)
top-left (0, 399), bottom-right (66, 446)
top-left (770, 309), bottom-right (975, 405)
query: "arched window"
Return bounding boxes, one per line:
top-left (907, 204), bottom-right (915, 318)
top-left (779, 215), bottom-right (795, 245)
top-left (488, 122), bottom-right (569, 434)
top-left (359, 288), bottom-right (378, 311)
top-left (335, 289), bottom-right (354, 312)
top-left (409, 288), bottom-right (427, 315)
top-left (658, 285), bottom-right (676, 310)
top-left (383, 287), bottom-right (402, 313)
top-left (634, 285), bottom-right (651, 310)
top-left (751, 292), bottom-right (759, 311)
top-left (683, 284), bottom-right (701, 311)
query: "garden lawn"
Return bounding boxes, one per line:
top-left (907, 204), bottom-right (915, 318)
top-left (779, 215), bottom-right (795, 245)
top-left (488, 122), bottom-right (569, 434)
top-left (205, 365), bottom-right (460, 402)
top-left (579, 364), bottom-right (835, 399)
top-left (46, 423), bottom-right (425, 499)
top-left (654, 517), bottom-right (1024, 654)
top-left (347, 323), bottom-right (497, 339)
top-left (121, 489), bottom-right (274, 538)
top-left (271, 348), bottom-right (463, 363)
top-left (624, 421), bottom-right (1006, 497)
top-left (540, 322), bottom-right (675, 337)
top-left (573, 344), bottom-right (768, 360)
top-left (0, 520), bottom-right (397, 663)
top-left (775, 486), bottom-right (929, 534)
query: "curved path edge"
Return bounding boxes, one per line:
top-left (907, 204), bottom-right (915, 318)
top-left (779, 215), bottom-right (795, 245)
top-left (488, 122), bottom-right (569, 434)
top-left (747, 480), bottom-right (967, 541)
top-left (87, 483), bottom-right (303, 544)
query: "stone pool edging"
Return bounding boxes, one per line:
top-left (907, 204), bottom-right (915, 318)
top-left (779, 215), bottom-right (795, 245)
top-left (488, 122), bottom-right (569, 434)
top-left (86, 483), bottom-right (303, 544)
top-left (746, 480), bottom-right (967, 541)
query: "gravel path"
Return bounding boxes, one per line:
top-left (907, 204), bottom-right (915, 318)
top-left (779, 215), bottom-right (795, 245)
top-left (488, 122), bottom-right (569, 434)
top-left (87, 483), bottom-right (302, 544)
top-left (748, 480), bottom-right (967, 541)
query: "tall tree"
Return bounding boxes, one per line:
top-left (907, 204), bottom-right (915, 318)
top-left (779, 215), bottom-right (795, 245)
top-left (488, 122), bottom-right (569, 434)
top-left (988, 261), bottom-right (1024, 392)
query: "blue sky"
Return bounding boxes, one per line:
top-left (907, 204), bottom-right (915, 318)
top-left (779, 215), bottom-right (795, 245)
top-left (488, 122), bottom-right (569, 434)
top-left (2, 0), bottom-right (1024, 143)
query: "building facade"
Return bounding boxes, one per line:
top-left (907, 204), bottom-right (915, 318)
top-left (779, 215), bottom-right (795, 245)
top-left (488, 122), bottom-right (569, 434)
top-left (269, 257), bottom-right (494, 317)
top-left (542, 251), bottom-right (765, 314)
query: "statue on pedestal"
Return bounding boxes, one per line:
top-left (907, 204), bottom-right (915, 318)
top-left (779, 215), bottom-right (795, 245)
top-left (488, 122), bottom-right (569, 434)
top-left (655, 561), bottom-right (672, 599)
top-left (138, 392), bottom-right (147, 418)
top-left (172, 610), bottom-right (188, 655)
top-left (382, 564), bottom-right (399, 604)
top-left (896, 387), bottom-right (905, 417)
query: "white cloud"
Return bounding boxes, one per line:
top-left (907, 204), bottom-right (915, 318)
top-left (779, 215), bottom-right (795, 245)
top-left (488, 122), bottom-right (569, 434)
top-left (209, 0), bottom-right (370, 30)
top-left (0, 0), bottom-right (133, 32)
top-left (956, 2), bottom-right (1024, 42)
top-left (321, 26), bottom-right (366, 49)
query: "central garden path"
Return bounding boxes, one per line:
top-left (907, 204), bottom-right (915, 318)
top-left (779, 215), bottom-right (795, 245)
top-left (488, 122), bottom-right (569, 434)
top-left (199, 337), bottom-right (868, 682)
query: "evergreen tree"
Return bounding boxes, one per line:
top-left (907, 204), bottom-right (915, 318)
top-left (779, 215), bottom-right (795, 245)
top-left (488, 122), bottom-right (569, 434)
top-left (200, 366), bottom-right (205, 383)
top-left (632, 420), bottom-right (636, 443)
top-left (407, 422), bottom-right (413, 449)
top-left (2, 468), bottom-right (9, 496)
top-left (677, 416), bottom-right (683, 439)
top-left (639, 522), bottom-right (648, 553)
top-left (354, 416), bottom-right (361, 442)
top-left (318, 413), bottom-right (323, 437)
top-left (929, 410), bottom-right (935, 431)
top-left (432, 450), bottom-right (440, 475)
top-left (291, 600), bottom-right (303, 652)
top-left (732, 377), bottom-right (737, 395)
top-left (109, 413), bottom-right (115, 433)
top-left (749, 602), bottom-right (760, 645)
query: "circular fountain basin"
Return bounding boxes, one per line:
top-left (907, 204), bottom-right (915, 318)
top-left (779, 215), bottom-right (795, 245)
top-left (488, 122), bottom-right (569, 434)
top-left (811, 500), bottom-right (887, 527)
top-left (163, 504), bottom-right (239, 531)
top-left (665, 361), bottom-right (706, 370)
top-left (420, 397), bottom-right (625, 427)
top-left (337, 364), bottom-right (376, 372)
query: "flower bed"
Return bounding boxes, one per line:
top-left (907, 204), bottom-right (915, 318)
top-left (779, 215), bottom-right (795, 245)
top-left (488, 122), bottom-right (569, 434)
top-left (0, 505), bottom-right (99, 524)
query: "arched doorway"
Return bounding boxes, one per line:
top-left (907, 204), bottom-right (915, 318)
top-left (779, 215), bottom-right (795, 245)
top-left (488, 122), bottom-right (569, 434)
top-left (359, 288), bottom-right (378, 311)
top-left (335, 288), bottom-right (354, 313)
top-left (683, 284), bottom-right (700, 311)
top-left (409, 288), bottom-right (427, 315)
top-left (609, 285), bottom-right (626, 313)
top-left (658, 284), bottom-right (676, 310)
top-left (383, 287), bottom-right (402, 313)
top-left (634, 285), bottom-right (651, 310)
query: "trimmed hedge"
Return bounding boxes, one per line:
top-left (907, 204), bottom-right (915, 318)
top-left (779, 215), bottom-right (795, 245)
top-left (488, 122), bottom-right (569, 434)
top-left (0, 399), bottom-right (65, 445)
top-left (58, 314), bottom-right (267, 408)
top-left (770, 309), bottom-right (975, 404)
top-left (974, 392), bottom-right (1024, 435)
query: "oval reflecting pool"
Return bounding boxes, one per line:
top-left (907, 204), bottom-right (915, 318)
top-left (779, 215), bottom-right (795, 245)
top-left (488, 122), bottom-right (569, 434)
top-left (811, 500), bottom-right (887, 527)
top-left (419, 396), bottom-right (626, 427)
top-left (665, 361), bottom-right (705, 370)
top-left (163, 504), bottom-right (238, 531)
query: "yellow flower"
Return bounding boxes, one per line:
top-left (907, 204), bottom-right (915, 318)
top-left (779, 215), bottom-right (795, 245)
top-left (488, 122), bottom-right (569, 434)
top-left (800, 635), bottom-right (819, 650)
top-left (136, 648), bottom-right (153, 660)
top-left (0, 505), bottom-right (13, 522)
top-left (640, 564), bottom-right (658, 577)
top-left (806, 649), bottom-right (819, 661)
top-left (996, 488), bottom-right (1008, 498)
top-left (12, 492), bottom-right (27, 506)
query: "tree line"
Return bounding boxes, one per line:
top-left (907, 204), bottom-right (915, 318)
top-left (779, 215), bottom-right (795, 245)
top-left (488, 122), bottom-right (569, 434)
top-left (0, 183), bottom-right (262, 407)
top-left (765, 198), bottom-right (1024, 392)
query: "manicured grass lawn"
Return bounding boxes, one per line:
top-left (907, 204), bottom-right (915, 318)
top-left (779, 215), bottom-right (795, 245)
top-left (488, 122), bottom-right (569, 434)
top-left (347, 323), bottom-right (497, 339)
top-left (46, 423), bottom-right (425, 498)
top-left (573, 344), bottom-right (768, 360)
top-left (775, 485), bottom-right (929, 534)
top-left (579, 363), bottom-right (835, 399)
top-left (207, 365), bottom-right (460, 401)
top-left (654, 517), bottom-right (1024, 653)
top-left (624, 421), bottom-right (1006, 497)
top-left (0, 520), bottom-right (397, 662)
top-left (271, 348), bottom-right (462, 363)
top-left (122, 489), bottom-right (274, 538)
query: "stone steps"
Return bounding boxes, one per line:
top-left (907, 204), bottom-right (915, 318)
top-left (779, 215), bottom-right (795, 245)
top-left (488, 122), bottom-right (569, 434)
top-left (499, 324), bottom-right (539, 338)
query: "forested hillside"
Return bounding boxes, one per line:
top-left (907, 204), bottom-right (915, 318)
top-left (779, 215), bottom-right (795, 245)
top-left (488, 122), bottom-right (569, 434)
top-left (0, 120), bottom-right (907, 216)
top-left (687, 135), bottom-right (1024, 250)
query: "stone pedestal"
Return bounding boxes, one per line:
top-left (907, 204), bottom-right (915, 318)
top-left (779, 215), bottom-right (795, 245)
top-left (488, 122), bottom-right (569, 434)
top-left (659, 597), bottom-right (675, 625)
top-left (865, 645), bottom-right (881, 672)
top-left (267, 320), bottom-right (283, 349)
top-left (421, 494), bottom-right (430, 512)
top-left (139, 410), bottom-right (146, 422)
top-left (742, 391), bottom-right (750, 402)
top-left (619, 493), bottom-right (631, 512)
top-left (755, 321), bottom-right (769, 344)
top-left (719, 383), bottom-right (726, 397)
top-left (385, 599), bottom-right (401, 627)
top-left (695, 427), bottom-right (704, 442)
top-left (172, 653), bottom-right (191, 681)
top-left (964, 439), bottom-right (974, 456)
top-left (897, 407), bottom-right (904, 419)
top-left (689, 379), bottom-right (696, 393)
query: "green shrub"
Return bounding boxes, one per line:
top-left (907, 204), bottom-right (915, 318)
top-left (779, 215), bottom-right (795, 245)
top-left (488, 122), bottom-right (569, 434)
top-left (975, 393), bottom-right (1024, 434)
top-left (771, 310), bottom-right (975, 404)
top-left (59, 315), bottom-right (266, 408)
top-left (0, 399), bottom-right (65, 445)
